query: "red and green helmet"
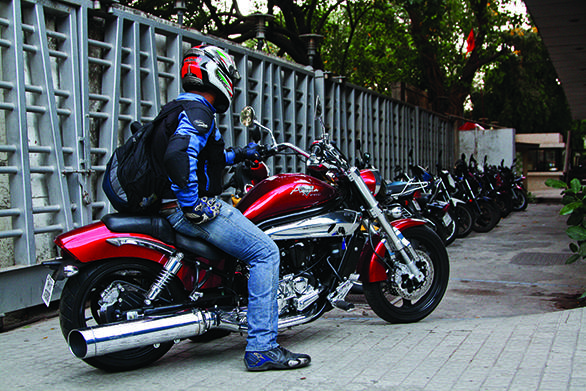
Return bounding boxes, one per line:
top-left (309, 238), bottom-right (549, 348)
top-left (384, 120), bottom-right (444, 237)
top-left (181, 45), bottom-right (241, 113)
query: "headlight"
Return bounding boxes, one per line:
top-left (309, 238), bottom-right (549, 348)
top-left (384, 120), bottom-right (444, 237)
top-left (388, 206), bottom-right (403, 219)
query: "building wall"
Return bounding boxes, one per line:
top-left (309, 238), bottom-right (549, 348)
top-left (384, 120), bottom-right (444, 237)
top-left (458, 128), bottom-right (516, 168)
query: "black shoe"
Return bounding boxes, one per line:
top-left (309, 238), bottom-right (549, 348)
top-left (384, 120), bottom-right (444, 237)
top-left (244, 346), bottom-right (311, 371)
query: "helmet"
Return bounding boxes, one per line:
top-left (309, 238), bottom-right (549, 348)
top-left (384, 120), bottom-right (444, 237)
top-left (181, 45), bottom-right (241, 113)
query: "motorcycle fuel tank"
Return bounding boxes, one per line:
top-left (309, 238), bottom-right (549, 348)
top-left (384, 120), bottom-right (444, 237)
top-left (236, 173), bottom-right (339, 223)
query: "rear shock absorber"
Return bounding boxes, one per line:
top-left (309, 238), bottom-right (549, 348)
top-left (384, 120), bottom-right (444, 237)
top-left (144, 252), bottom-right (184, 305)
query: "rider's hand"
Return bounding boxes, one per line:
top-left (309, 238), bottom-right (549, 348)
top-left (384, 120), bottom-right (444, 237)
top-left (234, 142), bottom-right (261, 163)
top-left (182, 197), bottom-right (222, 225)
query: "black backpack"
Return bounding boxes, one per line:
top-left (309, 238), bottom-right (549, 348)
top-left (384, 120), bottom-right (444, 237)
top-left (102, 100), bottom-right (188, 214)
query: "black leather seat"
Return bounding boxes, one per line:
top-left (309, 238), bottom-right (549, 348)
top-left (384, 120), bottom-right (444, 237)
top-left (101, 214), bottom-right (226, 261)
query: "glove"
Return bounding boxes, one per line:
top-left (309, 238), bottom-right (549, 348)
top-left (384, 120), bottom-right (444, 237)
top-left (234, 142), bottom-right (261, 163)
top-left (182, 197), bottom-right (222, 225)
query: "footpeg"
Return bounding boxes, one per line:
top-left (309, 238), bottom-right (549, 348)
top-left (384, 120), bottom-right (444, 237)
top-left (333, 300), bottom-right (355, 312)
top-left (328, 273), bottom-right (359, 311)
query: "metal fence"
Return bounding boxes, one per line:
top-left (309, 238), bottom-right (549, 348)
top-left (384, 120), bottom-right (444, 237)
top-left (0, 0), bottom-right (455, 314)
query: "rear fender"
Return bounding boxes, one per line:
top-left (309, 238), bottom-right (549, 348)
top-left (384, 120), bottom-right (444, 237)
top-left (51, 222), bottom-right (223, 291)
top-left (359, 218), bottom-right (426, 283)
top-left (54, 222), bottom-right (172, 265)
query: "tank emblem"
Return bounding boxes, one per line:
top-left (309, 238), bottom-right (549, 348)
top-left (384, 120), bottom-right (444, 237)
top-left (291, 184), bottom-right (319, 197)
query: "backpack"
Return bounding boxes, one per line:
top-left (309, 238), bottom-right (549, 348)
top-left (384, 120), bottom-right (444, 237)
top-left (102, 100), bottom-right (188, 214)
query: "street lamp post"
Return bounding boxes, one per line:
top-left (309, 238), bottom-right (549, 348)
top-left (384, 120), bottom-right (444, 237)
top-left (175, 0), bottom-right (187, 27)
top-left (300, 33), bottom-right (324, 68)
top-left (251, 13), bottom-right (275, 51)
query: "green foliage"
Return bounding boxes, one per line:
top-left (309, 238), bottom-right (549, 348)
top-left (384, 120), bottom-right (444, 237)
top-left (546, 178), bottom-right (586, 264)
top-left (468, 29), bottom-right (572, 134)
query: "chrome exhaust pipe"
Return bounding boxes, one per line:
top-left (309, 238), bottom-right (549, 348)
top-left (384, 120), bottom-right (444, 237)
top-left (68, 309), bottom-right (320, 359)
top-left (68, 310), bottom-right (217, 359)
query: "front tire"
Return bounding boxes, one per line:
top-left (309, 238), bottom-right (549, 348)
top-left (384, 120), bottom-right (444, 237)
top-left (512, 187), bottom-right (528, 211)
top-left (454, 203), bottom-right (473, 238)
top-left (59, 259), bottom-right (186, 372)
top-left (363, 226), bottom-right (449, 323)
top-left (471, 199), bottom-right (500, 233)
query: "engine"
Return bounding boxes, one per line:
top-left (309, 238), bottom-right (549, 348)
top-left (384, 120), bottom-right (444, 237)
top-left (275, 238), bottom-right (345, 315)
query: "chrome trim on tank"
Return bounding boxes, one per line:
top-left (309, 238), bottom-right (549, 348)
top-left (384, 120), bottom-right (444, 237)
top-left (264, 210), bottom-right (362, 240)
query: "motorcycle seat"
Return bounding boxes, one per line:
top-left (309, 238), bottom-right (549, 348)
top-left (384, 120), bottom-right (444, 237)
top-left (385, 181), bottom-right (420, 197)
top-left (101, 214), bottom-right (225, 261)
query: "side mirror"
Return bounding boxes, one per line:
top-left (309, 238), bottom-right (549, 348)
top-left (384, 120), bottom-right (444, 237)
top-left (240, 106), bottom-right (255, 127)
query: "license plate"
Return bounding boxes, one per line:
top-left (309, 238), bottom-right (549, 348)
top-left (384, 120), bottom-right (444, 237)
top-left (42, 273), bottom-right (55, 307)
top-left (413, 200), bottom-right (421, 211)
top-left (443, 213), bottom-right (453, 225)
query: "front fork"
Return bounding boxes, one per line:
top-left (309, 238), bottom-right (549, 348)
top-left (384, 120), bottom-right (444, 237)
top-left (347, 167), bottom-right (425, 283)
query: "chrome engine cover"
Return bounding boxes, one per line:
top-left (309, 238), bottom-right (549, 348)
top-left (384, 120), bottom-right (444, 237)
top-left (277, 274), bottom-right (320, 315)
top-left (264, 210), bottom-right (361, 240)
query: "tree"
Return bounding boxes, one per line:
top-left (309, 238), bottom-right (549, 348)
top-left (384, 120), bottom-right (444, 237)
top-left (468, 28), bottom-right (572, 134)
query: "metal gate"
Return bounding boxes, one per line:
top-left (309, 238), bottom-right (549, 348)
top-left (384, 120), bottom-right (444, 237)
top-left (0, 0), bottom-right (455, 314)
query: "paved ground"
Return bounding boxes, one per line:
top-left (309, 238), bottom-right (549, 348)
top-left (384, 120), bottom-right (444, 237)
top-left (2, 201), bottom-right (586, 390)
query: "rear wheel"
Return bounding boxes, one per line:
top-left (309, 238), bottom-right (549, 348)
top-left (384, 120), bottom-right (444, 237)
top-left (363, 226), bottom-right (449, 323)
top-left (59, 259), bottom-right (186, 372)
top-left (427, 212), bottom-right (456, 246)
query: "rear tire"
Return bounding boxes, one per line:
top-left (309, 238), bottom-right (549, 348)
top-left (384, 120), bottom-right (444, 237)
top-left (363, 226), bottom-right (449, 323)
top-left (59, 259), bottom-right (186, 372)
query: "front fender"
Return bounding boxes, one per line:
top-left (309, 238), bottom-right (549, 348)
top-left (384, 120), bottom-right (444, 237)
top-left (359, 218), bottom-right (427, 283)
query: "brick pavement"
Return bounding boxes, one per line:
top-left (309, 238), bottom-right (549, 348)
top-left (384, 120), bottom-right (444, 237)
top-left (1, 306), bottom-right (586, 390)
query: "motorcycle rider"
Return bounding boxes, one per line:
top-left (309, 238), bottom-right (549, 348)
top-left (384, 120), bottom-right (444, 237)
top-left (158, 44), bottom-right (311, 371)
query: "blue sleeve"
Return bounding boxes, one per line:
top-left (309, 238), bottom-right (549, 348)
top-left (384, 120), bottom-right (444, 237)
top-left (170, 111), bottom-right (210, 208)
top-left (225, 149), bottom-right (236, 165)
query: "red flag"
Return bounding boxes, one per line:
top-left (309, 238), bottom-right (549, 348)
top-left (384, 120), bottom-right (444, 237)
top-left (466, 28), bottom-right (475, 53)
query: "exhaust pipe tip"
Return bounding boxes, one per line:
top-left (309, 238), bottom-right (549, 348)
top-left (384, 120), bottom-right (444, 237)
top-left (68, 330), bottom-right (89, 358)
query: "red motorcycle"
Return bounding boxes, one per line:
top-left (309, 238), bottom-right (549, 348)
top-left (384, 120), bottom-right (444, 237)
top-left (42, 101), bottom-right (449, 371)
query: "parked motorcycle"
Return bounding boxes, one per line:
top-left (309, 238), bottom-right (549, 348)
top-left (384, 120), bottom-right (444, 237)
top-left (452, 155), bottom-right (501, 233)
top-left (41, 100), bottom-right (449, 372)
top-left (475, 156), bottom-right (513, 218)
top-left (356, 147), bottom-right (457, 246)
top-left (498, 159), bottom-right (528, 211)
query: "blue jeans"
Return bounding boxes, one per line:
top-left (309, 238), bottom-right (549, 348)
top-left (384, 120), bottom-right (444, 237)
top-left (164, 200), bottom-right (280, 352)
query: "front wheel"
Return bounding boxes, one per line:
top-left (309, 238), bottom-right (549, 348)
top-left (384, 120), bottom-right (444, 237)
top-left (59, 259), bottom-right (187, 372)
top-left (454, 203), bottom-right (473, 238)
top-left (471, 199), bottom-right (500, 233)
top-left (511, 187), bottom-right (528, 211)
top-left (363, 226), bottom-right (449, 323)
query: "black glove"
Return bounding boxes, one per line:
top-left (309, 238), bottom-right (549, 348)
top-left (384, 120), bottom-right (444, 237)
top-left (233, 142), bottom-right (261, 163)
top-left (182, 197), bottom-right (222, 225)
